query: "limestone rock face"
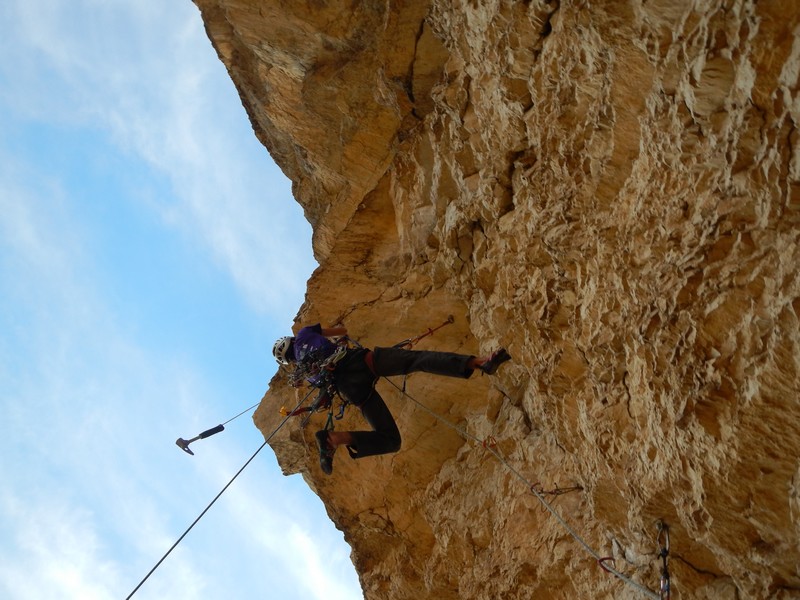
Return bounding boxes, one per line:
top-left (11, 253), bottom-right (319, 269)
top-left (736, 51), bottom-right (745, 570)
top-left (194, 1), bottom-right (800, 598)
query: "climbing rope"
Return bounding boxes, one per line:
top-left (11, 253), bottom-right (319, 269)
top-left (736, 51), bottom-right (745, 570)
top-left (381, 376), bottom-right (662, 600)
top-left (221, 400), bottom-right (262, 426)
top-left (127, 387), bottom-right (316, 599)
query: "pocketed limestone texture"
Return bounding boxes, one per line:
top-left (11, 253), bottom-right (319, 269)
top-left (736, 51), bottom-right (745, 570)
top-left (193, 1), bottom-right (800, 598)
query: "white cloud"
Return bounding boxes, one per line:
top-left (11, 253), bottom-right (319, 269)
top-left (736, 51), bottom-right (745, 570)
top-left (189, 442), bottom-right (362, 600)
top-left (0, 108), bottom-right (360, 600)
top-left (0, 191), bottom-right (357, 599)
top-left (0, 493), bottom-right (120, 600)
top-left (287, 525), bottom-right (362, 600)
top-left (0, 487), bottom-right (215, 600)
top-left (0, 2), bottom-right (362, 599)
top-left (1, 0), bottom-right (316, 318)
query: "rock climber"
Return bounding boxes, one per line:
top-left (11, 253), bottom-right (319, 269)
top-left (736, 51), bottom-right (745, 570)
top-left (273, 323), bottom-right (511, 475)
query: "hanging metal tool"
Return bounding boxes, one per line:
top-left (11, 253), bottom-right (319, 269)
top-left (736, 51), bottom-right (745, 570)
top-left (175, 399), bottom-right (264, 456)
top-left (175, 424), bottom-right (225, 456)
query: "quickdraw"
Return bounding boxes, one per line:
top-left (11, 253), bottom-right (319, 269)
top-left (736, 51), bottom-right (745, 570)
top-left (287, 342), bottom-right (348, 388)
top-left (530, 482), bottom-right (583, 497)
top-left (283, 336), bottom-right (350, 428)
top-left (393, 315), bottom-right (455, 349)
top-left (279, 389), bottom-right (332, 417)
top-left (527, 482), bottom-right (584, 514)
top-left (657, 521), bottom-right (671, 600)
top-left (598, 556), bottom-right (616, 573)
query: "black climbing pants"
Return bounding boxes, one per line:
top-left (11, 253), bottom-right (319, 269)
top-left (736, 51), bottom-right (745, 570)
top-left (333, 346), bottom-right (475, 459)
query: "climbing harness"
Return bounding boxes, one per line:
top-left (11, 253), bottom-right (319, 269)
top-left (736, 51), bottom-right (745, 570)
top-left (126, 387), bottom-right (315, 599)
top-left (657, 520), bottom-right (671, 600)
top-left (301, 387), bottom-right (339, 430)
top-left (287, 340), bottom-right (349, 389)
top-left (381, 375), bottom-right (665, 600)
top-left (279, 336), bottom-right (353, 430)
top-left (282, 316), bottom-right (457, 429)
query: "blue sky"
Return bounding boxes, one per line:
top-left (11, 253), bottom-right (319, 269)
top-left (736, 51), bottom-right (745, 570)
top-left (0, 1), bottom-right (362, 599)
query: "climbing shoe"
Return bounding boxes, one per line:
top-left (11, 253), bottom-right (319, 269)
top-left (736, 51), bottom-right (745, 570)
top-left (480, 348), bottom-right (511, 375)
top-left (315, 430), bottom-right (335, 475)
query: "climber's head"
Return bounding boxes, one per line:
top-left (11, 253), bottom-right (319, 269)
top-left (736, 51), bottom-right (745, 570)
top-left (272, 336), bottom-right (295, 365)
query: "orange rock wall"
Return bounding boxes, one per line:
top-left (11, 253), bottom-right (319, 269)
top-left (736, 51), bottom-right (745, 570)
top-left (193, 1), bottom-right (800, 598)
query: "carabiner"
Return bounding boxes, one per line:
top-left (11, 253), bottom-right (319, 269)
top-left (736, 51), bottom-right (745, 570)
top-left (656, 521), bottom-right (671, 600)
top-left (656, 520), bottom-right (670, 557)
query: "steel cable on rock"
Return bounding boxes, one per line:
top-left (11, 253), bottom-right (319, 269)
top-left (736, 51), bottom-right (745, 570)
top-left (382, 376), bottom-right (660, 600)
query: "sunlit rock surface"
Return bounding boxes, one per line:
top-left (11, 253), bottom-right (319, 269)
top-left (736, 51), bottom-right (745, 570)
top-left (194, 1), bottom-right (800, 597)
